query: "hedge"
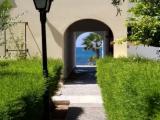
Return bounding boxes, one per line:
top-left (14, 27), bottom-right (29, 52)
top-left (0, 58), bottom-right (63, 120)
top-left (97, 57), bottom-right (160, 120)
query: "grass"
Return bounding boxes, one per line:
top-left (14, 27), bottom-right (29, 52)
top-left (0, 58), bottom-right (63, 120)
top-left (97, 57), bottom-right (160, 120)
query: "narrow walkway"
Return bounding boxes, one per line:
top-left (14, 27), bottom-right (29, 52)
top-left (52, 67), bottom-right (106, 120)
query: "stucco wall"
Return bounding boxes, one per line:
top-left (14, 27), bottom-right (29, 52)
top-left (10, 0), bottom-right (128, 77)
top-left (10, 0), bottom-right (128, 57)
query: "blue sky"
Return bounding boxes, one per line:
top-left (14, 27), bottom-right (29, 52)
top-left (76, 32), bottom-right (92, 47)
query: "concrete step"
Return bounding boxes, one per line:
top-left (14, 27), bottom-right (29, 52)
top-left (52, 95), bottom-right (103, 104)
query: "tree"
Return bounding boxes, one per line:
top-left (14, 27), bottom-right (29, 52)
top-left (0, 0), bottom-right (12, 46)
top-left (127, 0), bottom-right (160, 47)
top-left (0, 0), bottom-right (12, 31)
top-left (82, 33), bottom-right (102, 59)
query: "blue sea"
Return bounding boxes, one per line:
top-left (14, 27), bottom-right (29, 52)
top-left (76, 47), bottom-right (102, 65)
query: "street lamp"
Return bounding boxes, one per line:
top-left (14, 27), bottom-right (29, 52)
top-left (33, 0), bottom-right (53, 77)
top-left (33, 0), bottom-right (53, 119)
top-left (33, 0), bottom-right (53, 12)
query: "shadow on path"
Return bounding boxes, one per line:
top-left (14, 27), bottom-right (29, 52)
top-left (65, 67), bottom-right (97, 85)
top-left (65, 107), bottom-right (84, 120)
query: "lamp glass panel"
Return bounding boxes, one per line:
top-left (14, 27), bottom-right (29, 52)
top-left (34, 0), bottom-right (47, 9)
top-left (46, 0), bottom-right (53, 12)
top-left (46, 0), bottom-right (50, 12)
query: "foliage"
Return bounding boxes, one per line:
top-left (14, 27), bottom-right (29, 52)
top-left (127, 0), bottom-right (160, 47)
top-left (111, 0), bottom-right (125, 15)
top-left (0, 0), bottom-right (12, 46)
top-left (97, 57), bottom-right (160, 120)
top-left (111, 0), bottom-right (125, 6)
top-left (0, 58), bottom-right (63, 120)
top-left (0, 0), bottom-right (12, 31)
top-left (82, 33), bottom-right (102, 59)
top-left (113, 37), bottom-right (127, 44)
top-left (88, 56), bottom-right (97, 65)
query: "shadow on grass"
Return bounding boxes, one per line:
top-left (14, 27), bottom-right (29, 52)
top-left (147, 93), bottom-right (160, 120)
top-left (5, 94), bottom-right (44, 120)
top-left (0, 62), bottom-right (10, 67)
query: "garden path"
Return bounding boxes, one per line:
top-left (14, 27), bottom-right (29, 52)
top-left (52, 66), bottom-right (106, 120)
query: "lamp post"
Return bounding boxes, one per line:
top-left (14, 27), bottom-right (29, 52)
top-left (33, 0), bottom-right (53, 119)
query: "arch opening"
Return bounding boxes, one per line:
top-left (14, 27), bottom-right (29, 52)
top-left (64, 19), bottom-right (114, 78)
top-left (76, 32), bottom-right (103, 66)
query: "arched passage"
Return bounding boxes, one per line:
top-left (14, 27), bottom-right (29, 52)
top-left (76, 32), bottom-right (103, 65)
top-left (64, 19), bottom-right (114, 78)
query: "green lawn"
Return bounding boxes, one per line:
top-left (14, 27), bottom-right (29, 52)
top-left (97, 57), bottom-right (160, 120)
top-left (0, 58), bottom-right (63, 120)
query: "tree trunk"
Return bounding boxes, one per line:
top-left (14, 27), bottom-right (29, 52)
top-left (95, 49), bottom-right (100, 59)
top-left (95, 42), bottom-right (100, 59)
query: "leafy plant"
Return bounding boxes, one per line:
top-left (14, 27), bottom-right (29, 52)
top-left (127, 0), bottom-right (160, 47)
top-left (88, 56), bottom-right (97, 65)
top-left (0, 0), bottom-right (12, 31)
top-left (82, 33), bottom-right (102, 59)
top-left (0, 0), bottom-right (12, 48)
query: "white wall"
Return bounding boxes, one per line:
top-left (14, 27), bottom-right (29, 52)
top-left (128, 45), bottom-right (160, 60)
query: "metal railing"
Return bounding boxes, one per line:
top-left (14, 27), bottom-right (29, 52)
top-left (0, 22), bottom-right (41, 58)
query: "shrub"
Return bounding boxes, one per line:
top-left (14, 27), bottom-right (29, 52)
top-left (97, 57), bottom-right (160, 120)
top-left (0, 58), bottom-right (63, 120)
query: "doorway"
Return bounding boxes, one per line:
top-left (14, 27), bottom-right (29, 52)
top-left (64, 19), bottom-right (114, 78)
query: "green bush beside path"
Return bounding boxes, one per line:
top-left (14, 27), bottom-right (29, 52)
top-left (0, 58), bottom-right (63, 120)
top-left (97, 57), bottom-right (160, 120)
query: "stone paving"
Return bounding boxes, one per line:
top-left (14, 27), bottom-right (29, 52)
top-left (52, 67), bottom-right (106, 120)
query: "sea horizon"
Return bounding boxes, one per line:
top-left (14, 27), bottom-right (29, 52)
top-left (76, 47), bottom-right (102, 65)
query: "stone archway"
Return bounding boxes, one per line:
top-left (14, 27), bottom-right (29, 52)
top-left (64, 19), bottom-right (114, 78)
